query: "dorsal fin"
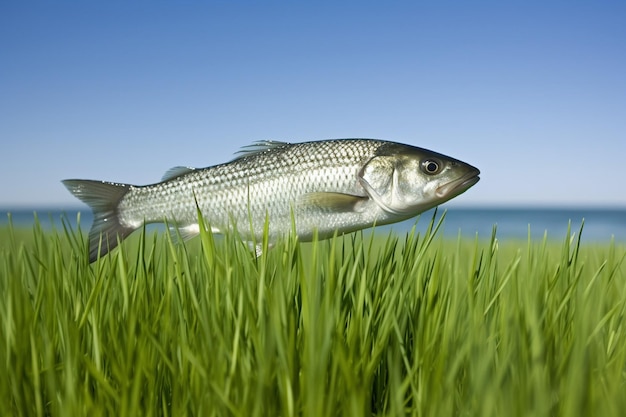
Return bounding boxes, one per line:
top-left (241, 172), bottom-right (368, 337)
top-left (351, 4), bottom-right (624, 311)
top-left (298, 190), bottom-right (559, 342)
top-left (231, 140), bottom-right (291, 161)
top-left (162, 166), bottom-right (196, 181)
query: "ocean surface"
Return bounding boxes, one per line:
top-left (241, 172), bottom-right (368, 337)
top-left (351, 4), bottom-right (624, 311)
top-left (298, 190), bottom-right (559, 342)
top-left (1, 207), bottom-right (625, 243)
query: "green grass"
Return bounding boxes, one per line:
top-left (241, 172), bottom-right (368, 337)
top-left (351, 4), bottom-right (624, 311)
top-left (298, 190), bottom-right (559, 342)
top-left (1, 213), bottom-right (625, 416)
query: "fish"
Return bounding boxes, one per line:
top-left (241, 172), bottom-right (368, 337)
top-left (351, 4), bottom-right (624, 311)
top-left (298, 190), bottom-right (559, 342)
top-left (62, 139), bottom-right (480, 262)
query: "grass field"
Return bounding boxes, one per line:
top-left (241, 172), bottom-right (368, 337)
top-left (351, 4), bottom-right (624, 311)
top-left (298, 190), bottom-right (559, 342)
top-left (1, 213), bottom-right (625, 416)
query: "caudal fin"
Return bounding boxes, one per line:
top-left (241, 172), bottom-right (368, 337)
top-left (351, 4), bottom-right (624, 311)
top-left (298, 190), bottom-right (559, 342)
top-left (62, 179), bottom-right (136, 262)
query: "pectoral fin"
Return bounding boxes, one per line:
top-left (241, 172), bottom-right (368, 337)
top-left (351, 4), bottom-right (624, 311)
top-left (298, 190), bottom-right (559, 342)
top-left (298, 192), bottom-right (368, 212)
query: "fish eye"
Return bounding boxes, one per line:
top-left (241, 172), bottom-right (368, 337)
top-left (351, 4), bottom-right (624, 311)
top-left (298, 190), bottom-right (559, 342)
top-left (421, 159), bottom-right (442, 175)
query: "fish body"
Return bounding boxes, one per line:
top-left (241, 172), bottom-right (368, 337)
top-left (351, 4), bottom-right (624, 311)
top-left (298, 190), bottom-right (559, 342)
top-left (63, 139), bottom-right (480, 262)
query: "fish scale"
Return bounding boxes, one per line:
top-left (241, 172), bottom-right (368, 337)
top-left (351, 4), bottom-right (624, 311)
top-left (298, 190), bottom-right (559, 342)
top-left (63, 138), bottom-right (480, 262)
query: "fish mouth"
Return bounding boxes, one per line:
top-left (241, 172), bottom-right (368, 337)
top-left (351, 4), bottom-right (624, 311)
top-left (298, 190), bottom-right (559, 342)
top-left (436, 169), bottom-right (481, 198)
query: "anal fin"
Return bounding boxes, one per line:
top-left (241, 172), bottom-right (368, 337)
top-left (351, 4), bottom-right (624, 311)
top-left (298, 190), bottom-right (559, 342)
top-left (168, 223), bottom-right (222, 244)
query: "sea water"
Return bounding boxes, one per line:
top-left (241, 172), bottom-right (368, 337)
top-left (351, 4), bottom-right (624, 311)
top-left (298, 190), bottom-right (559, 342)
top-left (2, 206), bottom-right (625, 243)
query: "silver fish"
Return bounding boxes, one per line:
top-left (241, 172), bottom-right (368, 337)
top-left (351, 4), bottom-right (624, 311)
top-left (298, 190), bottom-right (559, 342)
top-left (63, 139), bottom-right (480, 262)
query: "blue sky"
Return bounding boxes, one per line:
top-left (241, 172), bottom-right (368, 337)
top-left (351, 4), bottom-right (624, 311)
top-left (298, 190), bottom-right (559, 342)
top-left (1, 1), bottom-right (625, 208)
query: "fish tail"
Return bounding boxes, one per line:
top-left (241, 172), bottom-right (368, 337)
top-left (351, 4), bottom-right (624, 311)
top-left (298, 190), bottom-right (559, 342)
top-left (62, 179), bottom-right (135, 262)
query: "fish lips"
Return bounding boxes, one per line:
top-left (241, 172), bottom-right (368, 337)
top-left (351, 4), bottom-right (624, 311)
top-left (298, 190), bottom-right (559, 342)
top-left (436, 169), bottom-right (481, 199)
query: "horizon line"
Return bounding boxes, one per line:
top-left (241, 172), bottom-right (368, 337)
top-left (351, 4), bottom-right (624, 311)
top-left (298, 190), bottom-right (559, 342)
top-left (2, 203), bottom-right (626, 211)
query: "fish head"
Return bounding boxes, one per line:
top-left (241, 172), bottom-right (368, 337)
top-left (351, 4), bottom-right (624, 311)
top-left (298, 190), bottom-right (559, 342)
top-left (358, 143), bottom-right (480, 216)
